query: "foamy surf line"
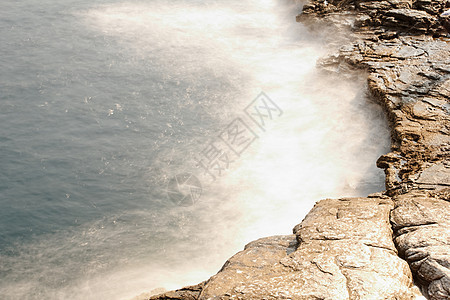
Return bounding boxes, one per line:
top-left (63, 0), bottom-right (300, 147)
top-left (0, 0), bottom-right (389, 299)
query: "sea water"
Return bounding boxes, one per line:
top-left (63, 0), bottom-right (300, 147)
top-left (0, 0), bottom-right (390, 299)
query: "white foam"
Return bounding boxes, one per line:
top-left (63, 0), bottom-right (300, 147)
top-left (1, 1), bottom-right (390, 299)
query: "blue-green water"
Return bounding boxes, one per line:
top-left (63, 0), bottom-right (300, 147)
top-left (0, 0), bottom-right (390, 299)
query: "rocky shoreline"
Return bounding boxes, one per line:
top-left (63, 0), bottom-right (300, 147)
top-left (148, 1), bottom-right (449, 299)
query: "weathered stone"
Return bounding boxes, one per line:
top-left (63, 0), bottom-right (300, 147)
top-left (415, 162), bottom-right (450, 188)
top-left (149, 282), bottom-right (206, 300)
top-left (393, 45), bottom-right (425, 58)
top-left (198, 235), bottom-right (299, 299)
top-left (391, 191), bottom-right (450, 300)
top-left (384, 9), bottom-right (436, 31)
top-left (329, 33), bottom-right (450, 194)
top-left (195, 198), bottom-right (418, 299)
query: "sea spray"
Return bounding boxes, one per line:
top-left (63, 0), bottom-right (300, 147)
top-left (0, 0), bottom-right (389, 299)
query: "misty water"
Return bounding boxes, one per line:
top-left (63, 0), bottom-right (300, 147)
top-left (0, 0), bottom-right (390, 299)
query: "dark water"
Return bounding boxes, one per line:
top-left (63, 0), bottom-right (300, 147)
top-left (0, 0), bottom-right (390, 299)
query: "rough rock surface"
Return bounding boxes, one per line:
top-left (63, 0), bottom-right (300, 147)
top-left (391, 190), bottom-right (450, 299)
top-left (149, 282), bottom-right (206, 300)
top-left (300, 0), bottom-right (450, 197)
top-left (148, 1), bottom-right (449, 299)
top-left (152, 198), bottom-right (420, 299)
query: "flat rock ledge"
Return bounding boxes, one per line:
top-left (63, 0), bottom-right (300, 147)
top-left (150, 197), bottom-right (423, 299)
top-left (149, 1), bottom-right (449, 299)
